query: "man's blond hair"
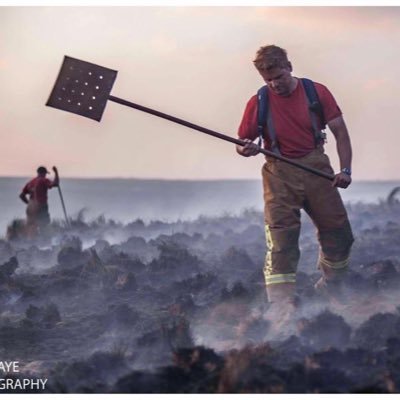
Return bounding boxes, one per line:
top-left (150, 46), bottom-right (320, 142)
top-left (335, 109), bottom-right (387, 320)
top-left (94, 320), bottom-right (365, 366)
top-left (253, 45), bottom-right (289, 71)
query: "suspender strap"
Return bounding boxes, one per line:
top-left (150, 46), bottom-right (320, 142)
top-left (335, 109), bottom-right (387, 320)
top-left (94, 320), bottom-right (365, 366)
top-left (257, 78), bottom-right (326, 153)
top-left (257, 85), bottom-right (281, 155)
top-left (301, 78), bottom-right (327, 145)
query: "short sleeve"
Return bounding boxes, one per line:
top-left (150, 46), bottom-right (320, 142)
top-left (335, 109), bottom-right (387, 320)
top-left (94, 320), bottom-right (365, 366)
top-left (21, 183), bottom-right (29, 195)
top-left (237, 95), bottom-right (259, 141)
top-left (315, 83), bottom-right (342, 123)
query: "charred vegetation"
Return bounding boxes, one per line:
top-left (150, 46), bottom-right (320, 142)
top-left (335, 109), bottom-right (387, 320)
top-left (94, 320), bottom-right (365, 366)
top-left (0, 201), bottom-right (400, 392)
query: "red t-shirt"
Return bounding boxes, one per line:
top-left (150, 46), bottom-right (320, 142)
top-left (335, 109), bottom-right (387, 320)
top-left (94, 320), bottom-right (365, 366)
top-left (238, 79), bottom-right (342, 158)
top-left (22, 177), bottom-right (54, 204)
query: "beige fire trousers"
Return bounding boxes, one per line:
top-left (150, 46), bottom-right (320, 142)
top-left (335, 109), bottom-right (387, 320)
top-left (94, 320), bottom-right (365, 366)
top-left (262, 146), bottom-right (354, 286)
top-left (26, 201), bottom-right (50, 237)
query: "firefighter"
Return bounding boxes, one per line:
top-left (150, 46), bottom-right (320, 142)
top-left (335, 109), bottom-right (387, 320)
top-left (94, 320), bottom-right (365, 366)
top-left (19, 166), bottom-right (59, 237)
top-left (236, 45), bottom-right (354, 325)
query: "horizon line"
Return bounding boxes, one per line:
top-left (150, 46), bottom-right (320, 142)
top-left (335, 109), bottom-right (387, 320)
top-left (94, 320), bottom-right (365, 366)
top-left (1, 175), bottom-right (400, 183)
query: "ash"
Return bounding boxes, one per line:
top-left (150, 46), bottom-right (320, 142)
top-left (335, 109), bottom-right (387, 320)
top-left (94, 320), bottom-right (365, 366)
top-left (1, 200), bottom-right (400, 393)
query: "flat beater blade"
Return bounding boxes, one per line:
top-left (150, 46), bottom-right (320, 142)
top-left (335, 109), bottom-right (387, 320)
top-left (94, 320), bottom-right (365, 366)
top-left (46, 56), bottom-right (117, 122)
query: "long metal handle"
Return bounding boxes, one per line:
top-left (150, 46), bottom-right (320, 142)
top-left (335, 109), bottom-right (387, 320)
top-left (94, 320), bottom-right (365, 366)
top-left (108, 95), bottom-right (334, 181)
top-left (57, 185), bottom-right (70, 228)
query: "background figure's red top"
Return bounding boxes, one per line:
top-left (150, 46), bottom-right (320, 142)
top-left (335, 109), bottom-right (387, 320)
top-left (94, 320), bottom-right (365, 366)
top-left (22, 177), bottom-right (54, 204)
top-left (238, 79), bottom-right (342, 158)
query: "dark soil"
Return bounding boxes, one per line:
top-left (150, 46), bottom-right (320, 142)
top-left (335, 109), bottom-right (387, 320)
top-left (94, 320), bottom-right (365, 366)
top-left (1, 201), bottom-right (400, 393)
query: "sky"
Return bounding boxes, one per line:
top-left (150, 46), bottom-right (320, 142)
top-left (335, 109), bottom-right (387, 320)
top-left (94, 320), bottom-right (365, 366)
top-left (0, 6), bottom-right (399, 180)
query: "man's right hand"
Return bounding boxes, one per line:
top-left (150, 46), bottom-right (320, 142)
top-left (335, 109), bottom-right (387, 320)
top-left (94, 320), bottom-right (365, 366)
top-left (236, 139), bottom-right (260, 157)
top-left (52, 166), bottom-right (60, 187)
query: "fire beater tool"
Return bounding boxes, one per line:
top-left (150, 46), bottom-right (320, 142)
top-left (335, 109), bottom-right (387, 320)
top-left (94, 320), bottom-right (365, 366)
top-left (46, 56), bottom-right (335, 181)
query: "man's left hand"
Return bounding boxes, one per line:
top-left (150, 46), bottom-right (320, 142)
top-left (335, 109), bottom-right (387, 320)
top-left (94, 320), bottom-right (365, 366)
top-left (332, 172), bottom-right (351, 188)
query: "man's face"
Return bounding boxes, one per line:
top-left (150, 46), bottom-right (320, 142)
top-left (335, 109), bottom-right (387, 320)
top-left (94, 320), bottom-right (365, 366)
top-left (258, 65), bottom-right (294, 96)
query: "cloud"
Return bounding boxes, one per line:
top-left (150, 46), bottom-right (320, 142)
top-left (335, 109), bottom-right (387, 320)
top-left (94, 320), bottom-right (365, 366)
top-left (150, 34), bottom-right (179, 54)
top-left (252, 6), bottom-right (400, 32)
top-left (363, 78), bottom-right (391, 92)
top-left (1, 6), bottom-right (399, 179)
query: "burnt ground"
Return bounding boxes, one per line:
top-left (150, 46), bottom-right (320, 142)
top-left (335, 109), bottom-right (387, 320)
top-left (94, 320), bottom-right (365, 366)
top-left (0, 200), bottom-right (400, 393)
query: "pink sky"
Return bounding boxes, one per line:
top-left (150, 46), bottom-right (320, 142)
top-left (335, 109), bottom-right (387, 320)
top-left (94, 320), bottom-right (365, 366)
top-left (0, 6), bottom-right (399, 180)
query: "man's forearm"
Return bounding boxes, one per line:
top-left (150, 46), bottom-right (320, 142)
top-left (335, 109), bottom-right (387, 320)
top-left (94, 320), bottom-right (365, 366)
top-left (19, 193), bottom-right (28, 204)
top-left (53, 172), bottom-right (60, 187)
top-left (336, 134), bottom-right (352, 171)
top-left (328, 116), bottom-right (352, 172)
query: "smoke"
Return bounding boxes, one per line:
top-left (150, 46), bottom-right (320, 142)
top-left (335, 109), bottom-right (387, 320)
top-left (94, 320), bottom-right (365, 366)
top-left (0, 200), bottom-right (399, 392)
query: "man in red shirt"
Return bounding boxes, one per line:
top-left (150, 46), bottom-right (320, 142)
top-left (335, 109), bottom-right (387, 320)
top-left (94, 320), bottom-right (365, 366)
top-left (19, 166), bottom-right (59, 237)
top-left (236, 45), bottom-right (354, 328)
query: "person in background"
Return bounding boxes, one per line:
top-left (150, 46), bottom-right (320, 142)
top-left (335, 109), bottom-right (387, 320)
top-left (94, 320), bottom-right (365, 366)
top-left (19, 166), bottom-right (59, 237)
top-left (236, 45), bottom-right (354, 329)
